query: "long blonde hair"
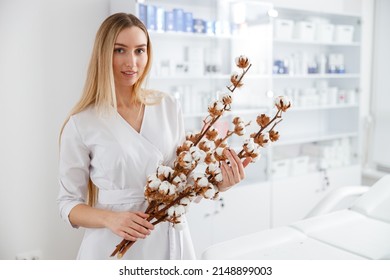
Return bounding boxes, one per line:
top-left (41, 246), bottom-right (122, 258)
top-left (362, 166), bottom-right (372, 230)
top-left (60, 13), bottom-right (153, 206)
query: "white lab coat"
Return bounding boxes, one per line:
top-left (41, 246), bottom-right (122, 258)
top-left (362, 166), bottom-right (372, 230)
top-left (57, 93), bottom-right (196, 260)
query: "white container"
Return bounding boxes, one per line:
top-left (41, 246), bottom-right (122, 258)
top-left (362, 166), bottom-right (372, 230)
top-left (272, 159), bottom-right (291, 179)
top-left (294, 21), bottom-right (315, 41)
top-left (316, 23), bottom-right (334, 42)
top-left (274, 19), bottom-right (294, 40)
top-left (334, 25), bottom-right (354, 43)
top-left (328, 87), bottom-right (339, 105)
top-left (290, 156), bottom-right (309, 176)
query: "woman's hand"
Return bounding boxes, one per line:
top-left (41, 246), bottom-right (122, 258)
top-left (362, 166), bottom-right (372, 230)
top-left (217, 148), bottom-right (251, 192)
top-left (105, 211), bottom-right (155, 241)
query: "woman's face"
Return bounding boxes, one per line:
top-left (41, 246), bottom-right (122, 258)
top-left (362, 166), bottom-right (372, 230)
top-left (112, 26), bottom-right (148, 91)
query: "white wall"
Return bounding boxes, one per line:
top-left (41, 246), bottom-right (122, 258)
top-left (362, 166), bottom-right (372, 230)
top-left (0, 0), bottom-right (109, 259)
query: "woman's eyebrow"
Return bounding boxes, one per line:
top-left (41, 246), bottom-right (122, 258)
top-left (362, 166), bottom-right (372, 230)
top-left (114, 43), bottom-right (128, 47)
top-left (114, 43), bottom-right (147, 48)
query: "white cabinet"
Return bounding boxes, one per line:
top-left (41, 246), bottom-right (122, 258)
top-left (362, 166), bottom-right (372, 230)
top-left (271, 164), bottom-right (361, 227)
top-left (186, 181), bottom-right (271, 258)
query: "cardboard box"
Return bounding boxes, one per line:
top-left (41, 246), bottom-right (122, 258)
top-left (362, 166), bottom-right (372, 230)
top-left (274, 19), bottom-right (294, 40)
top-left (295, 21), bottom-right (315, 41)
top-left (334, 25), bottom-right (354, 43)
top-left (316, 23), bottom-right (334, 42)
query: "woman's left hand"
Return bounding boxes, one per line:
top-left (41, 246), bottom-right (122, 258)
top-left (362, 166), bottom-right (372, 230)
top-left (217, 148), bottom-right (251, 192)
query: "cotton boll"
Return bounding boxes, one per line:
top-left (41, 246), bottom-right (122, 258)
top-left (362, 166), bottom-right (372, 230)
top-left (172, 176), bottom-right (182, 185)
top-left (246, 142), bottom-right (255, 153)
top-left (204, 139), bottom-right (215, 151)
top-left (180, 197), bottom-right (191, 206)
top-left (190, 146), bottom-right (202, 161)
top-left (274, 95), bottom-right (291, 111)
top-left (274, 96), bottom-right (282, 107)
top-left (207, 162), bottom-right (219, 173)
top-left (158, 181), bottom-right (170, 194)
top-left (262, 133), bottom-right (270, 147)
top-left (215, 100), bottom-right (224, 111)
top-left (167, 206), bottom-right (175, 217)
top-left (244, 138), bottom-right (256, 152)
top-left (168, 184), bottom-right (176, 195)
top-left (180, 197), bottom-right (191, 211)
top-left (197, 177), bottom-right (209, 187)
top-left (175, 183), bottom-right (185, 193)
top-left (192, 172), bottom-right (204, 181)
top-left (203, 187), bottom-right (216, 199)
top-left (198, 150), bottom-right (207, 162)
top-left (214, 172), bottom-right (223, 182)
top-left (179, 173), bottom-right (187, 181)
top-left (157, 165), bottom-right (173, 179)
top-left (156, 166), bottom-right (165, 177)
top-left (149, 178), bottom-right (161, 189)
top-left (164, 167), bottom-right (174, 178)
top-left (178, 151), bottom-right (194, 169)
top-left (184, 140), bottom-right (194, 148)
top-left (175, 205), bottom-right (186, 216)
top-left (148, 173), bottom-right (158, 181)
top-left (282, 96), bottom-right (291, 106)
top-left (235, 55), bottom-right (250, 68)
top-left (215, 147), bottom-right (224, 156)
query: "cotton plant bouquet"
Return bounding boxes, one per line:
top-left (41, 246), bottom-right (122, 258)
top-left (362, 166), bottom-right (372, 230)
top-left (111, 55), bottom-right (291, 258)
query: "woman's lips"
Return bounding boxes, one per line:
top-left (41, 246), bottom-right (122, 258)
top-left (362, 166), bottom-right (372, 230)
top-left (121, 71), bottom-right (137, 77)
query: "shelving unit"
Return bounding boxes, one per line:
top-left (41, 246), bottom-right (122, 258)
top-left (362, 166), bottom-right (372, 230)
top-left (269, 5), bottom-right (362, 228)
top-left (109, 0), bottom-right (364, 258)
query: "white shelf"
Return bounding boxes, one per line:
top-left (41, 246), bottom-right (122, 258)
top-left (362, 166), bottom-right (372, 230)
top-left (150, 74), bottom-right (271, 80)
top-left (150, 30), bottom-right (232, 40)
top-left (273, 39), bottom-right (360, 47)
top-left (274, 6), bottom-right (361, 18)
top-left (290, 104), bottom-right (359, 111)
top-left (150, 74), bottom-right (230, 80)
top-left (272, 73), bottom-right (360, 79)
top-left (274, 132), bottom-right (359, 146)
top-left (184, 107), bottom-right (269, 118)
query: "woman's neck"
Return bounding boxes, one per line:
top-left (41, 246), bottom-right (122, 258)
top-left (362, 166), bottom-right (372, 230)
top-left (116, 87), bottom-right (138, 109)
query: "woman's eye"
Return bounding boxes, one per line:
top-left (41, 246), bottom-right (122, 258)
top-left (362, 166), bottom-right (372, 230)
top-left (114, 48), bottom-right (125, 54)
top-left (136, 48), bottom-right (146, 54)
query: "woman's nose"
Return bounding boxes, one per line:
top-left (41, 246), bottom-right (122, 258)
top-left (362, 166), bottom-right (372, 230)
top-left (126, 53), bottom-right (136, 68)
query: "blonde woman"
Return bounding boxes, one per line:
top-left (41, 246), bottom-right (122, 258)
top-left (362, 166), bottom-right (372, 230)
top-left (57, 13), bottom-right (246, 260)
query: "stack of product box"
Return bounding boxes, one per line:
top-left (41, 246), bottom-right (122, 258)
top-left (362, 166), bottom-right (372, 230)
top-left (138, 3), bottom-right (231, 35)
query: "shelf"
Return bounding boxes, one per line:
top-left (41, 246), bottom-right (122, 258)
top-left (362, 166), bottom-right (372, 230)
top-left (274, 6), bottom-right (361, 18)
top-left (272, 73), bottom-right (360, 79)
top-left (290, 104), bottom-right (359, 111)
top-left (150, 74), bottom-right (271, 80)
top-left (150, 30), bottom-right (232, 40)
top-left (152, 73), bottom-right (360, 80)
top-left (274, 132), bottom-right (359, 146)
top-left (184, 107), bottom-right (269, 118)
top-left (273, 39), bottom-right (360, 47)
top-left (150, 74), bottom-right (230, 80)
top-left (271, 164), bottom-right (361, 181)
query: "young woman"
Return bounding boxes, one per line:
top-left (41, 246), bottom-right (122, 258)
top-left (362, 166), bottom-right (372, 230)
top-left (57, 13), bottom-right (247, 260)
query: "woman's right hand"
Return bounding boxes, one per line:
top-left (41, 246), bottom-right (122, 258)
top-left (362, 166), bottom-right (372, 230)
top-left (105, 211), bottom-right (155, 241)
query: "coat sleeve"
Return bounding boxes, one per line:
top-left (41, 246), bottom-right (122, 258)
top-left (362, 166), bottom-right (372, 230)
top-left (57, 116), bottom-right (90, 228)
